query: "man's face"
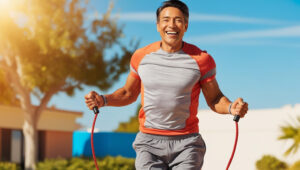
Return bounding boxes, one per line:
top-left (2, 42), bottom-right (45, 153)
top-left (157, 7), bottom-right (188, 48)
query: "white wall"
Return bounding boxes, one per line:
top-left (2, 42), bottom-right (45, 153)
top-left (198, 104), bottom-right (300, 170)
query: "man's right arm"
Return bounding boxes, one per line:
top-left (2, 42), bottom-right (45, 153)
top-left (105, 74), bottom-right (141, 106)
top-left (85, 74), bottom-right (141, 110)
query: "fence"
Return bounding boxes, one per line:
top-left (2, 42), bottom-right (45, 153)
top-left (73, 131), bottom-right (137, 158)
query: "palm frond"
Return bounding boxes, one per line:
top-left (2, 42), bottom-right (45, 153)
top-left (279, 115), bottom-right (300, 156)
top-left (278, 126), bottom-right (298, 140)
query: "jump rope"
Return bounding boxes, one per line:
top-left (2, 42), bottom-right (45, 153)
top-left (91, 107), bottom-right (240, 170)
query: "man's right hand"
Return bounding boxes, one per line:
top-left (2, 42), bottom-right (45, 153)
top-left (84, 91), bottom-right (104, 111)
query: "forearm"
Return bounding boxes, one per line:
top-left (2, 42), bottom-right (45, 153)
top-left (202, 80), bottom-right (248, 117)
top-left (105, 87), bottom-right (139, 107)
top-left (208, 93), bottom-right (231, 115)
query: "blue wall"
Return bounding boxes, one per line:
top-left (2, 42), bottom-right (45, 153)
top-left (73, 131), bottom-right (137, 158)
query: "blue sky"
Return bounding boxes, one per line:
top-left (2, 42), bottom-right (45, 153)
top-left (48, 0), bottom-right (300, 131)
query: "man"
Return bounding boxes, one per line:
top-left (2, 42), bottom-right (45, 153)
top-left (85, 0), bottom-right (248, 169)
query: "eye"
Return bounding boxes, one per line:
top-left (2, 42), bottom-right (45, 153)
top-left (175, 18), bottom-right (183, 23)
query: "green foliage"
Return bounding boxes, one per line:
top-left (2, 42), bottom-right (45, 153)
top-left (36, 156), bottom-right (135, 170)
top-left (289, 160), bottom-right (300, 170)
top-left (0, 162), bottom-right (20, 170)
top-left (256, 155), bottom-right (288, 170)
top-left (0, 0), bottom-right (138, 100)
top-left (0, 70), bottom-right (19, 106)
top-left (97, 156), bottom-right (135, 170)
top-left (256, 115), bottom-right (300, 170)
top-left (36, 158), bottom-right (69, 170)
top-left (278, 117), bottom-right (300, 156)
top-left (114, 104), bottom-right (141, 133)
top-left (67, 157), bottom-right (94, 170)
top-left (0, 0), bottom-right (138, 169)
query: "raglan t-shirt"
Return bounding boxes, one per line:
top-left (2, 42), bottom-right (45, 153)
top-left (130, 41), bottom-right (216, 136)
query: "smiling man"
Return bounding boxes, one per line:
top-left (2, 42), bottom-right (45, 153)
top-left (85, 0), bottom-right (248, 169)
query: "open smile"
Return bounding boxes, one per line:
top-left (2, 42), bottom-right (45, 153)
top-left (165, 31), bottom-right (179, 36)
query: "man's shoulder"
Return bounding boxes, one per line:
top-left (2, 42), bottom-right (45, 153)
top-left (134, 41), bottom-right (161, 56)
top-left (183, 42), bottom-right (209, 57)
top-left (130, 42), bottom-right (160, 65)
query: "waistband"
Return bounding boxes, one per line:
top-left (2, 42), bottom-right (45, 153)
top-left (138, 132), bottom-right (200, 140)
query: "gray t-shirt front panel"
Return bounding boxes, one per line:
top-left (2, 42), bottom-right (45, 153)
top-left (138, 48), bottom-right (201, 130)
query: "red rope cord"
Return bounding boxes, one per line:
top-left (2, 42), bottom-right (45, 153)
top-left (91, 110), bottom-right (239, 170)
top-left (226, 121), bottom-right (239, 170)
top-left (91, 113), bottom-right (99, 170)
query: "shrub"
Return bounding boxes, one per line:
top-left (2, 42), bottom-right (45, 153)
top-left (289, 160), bottom-right (300, 170)
top-left (97, 156), bottom-right (135, 170)
top-left (36, 156), bottom-right (135, 170)
top-left (36, 158), bottom-right (68, 170)
top-left (0, 162), bottom-right (20, 170)
top-left (67, 157), bottom-right (93, 170)
top-left (256, 155), bottom-right (288, 170)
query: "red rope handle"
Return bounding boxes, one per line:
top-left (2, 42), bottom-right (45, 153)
top-left (91, 113), bottom-right (99, 170)
top-left (226, 121), bottom-right (239, 170)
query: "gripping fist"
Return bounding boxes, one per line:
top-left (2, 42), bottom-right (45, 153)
top-left (230, 98), bottom-right (248, 118)
top-left (84, 91), bottom-right (105, 111)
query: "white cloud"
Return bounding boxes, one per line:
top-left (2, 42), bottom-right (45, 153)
top-left (89, 12), bottom-right (287, 25)
top-left (189, 14), bottom-right (283, 25)
top-left (187, 25), bottom-right (300, 44)
top-left (87, 12), bottom-right (156, 22)
top-left (113, 12), bottom-right (155, 22)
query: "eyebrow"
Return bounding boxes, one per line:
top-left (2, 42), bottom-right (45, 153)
top-left (161, 16), bottom-right (183, 19)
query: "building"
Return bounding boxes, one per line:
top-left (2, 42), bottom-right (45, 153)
top-left (198, 104), bottom-right (300, 170)
top-left (0, 104), bottom-right (82, 164)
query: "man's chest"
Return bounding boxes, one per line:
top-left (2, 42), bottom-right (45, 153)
top-left (138, 54), bottom-right (201, 92)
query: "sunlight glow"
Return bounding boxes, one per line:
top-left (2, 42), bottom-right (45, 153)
top-left (0, 0), bottom-right (17, 18)
top-left (0, 0), bottom-right (14, 9)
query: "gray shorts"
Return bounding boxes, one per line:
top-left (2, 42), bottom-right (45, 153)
top-left (132, 132), bottom-right (206, 170)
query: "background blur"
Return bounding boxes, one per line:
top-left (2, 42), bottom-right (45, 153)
top-left (46, 0), bottom-right (300, 132)
top-left (1, 0), bottom-right (300, 169)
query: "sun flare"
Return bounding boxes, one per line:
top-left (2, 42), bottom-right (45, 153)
top-left (0, 0), bottom-right (12, 8)
top-left (0, 0), bottom-right (19, 13)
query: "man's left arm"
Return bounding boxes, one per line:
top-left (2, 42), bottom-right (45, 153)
top-left (202, 79), bottom-right (248, 118)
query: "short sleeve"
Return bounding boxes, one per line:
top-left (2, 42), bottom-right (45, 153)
top-left (199, 53), bottom-right (216, 84)
top-left (129, 41), bottom-right (161, 80)
top-left (129, 65), bottom-right (140, 79)
top-left (129, 50), bottom-right (141, 79)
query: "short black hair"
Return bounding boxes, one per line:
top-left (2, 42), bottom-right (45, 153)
top-left (156, 0), bottom-right (189, 22)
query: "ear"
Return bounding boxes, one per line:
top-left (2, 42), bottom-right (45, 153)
top-left (185, 22), bottom-right (188, 32)
top-left (156, 21), bottom-right (160, 32)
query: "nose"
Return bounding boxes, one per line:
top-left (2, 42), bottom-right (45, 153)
top-left (168, 19), bottom-right (176, 28)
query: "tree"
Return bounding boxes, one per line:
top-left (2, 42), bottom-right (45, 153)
top-left (256, 115), bottom-right (300, 169)
top-left (278, 116), bottom-right (300, 156)
top-left (0, 69), bottom-right (19, 106)
top-left (114, 104), bottom-right (141, 133)
top-left (289, 160), bottom-right (300, 170)
top-left (0, 0), bottom-right (137, 169)
top-left (256, 155), bottom-right (288, 170)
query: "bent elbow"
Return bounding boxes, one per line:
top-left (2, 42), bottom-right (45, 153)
top-left (124, 91), bottom-right (139, 105)
top-left (129, 93), bottom-right (139, 103)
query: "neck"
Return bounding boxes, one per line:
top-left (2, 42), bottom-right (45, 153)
top-left (161, 41), bottom-right (183, 53)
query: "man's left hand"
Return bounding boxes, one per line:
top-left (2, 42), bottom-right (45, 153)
top-left (230, 98), bottom-right (248, 118)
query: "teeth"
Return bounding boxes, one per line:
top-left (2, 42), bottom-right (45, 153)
top-left (166, 31), bottom-right (177, 35)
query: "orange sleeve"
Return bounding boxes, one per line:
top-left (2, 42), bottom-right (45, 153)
top-left (198, 53), bottom-right (216, 84)
top-left (183, 43), bottom-right (216, 85)
top-left (130, 50), bottom-right (141, 79)
top-left (129, 41), bottom-right (161, 80)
